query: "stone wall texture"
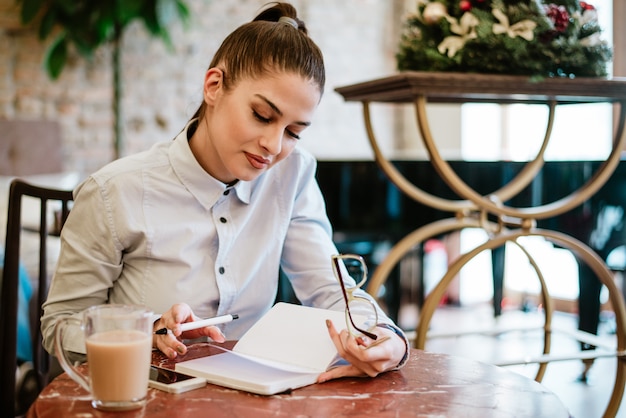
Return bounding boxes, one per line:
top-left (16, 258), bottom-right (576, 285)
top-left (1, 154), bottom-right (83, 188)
top-left (0, 0), bottom-right (407, 175)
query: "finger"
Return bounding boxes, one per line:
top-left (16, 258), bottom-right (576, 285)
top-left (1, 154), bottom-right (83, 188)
top-left (340, 329), bottom-right (363, 354)
top-left (154, 334), bottom-right (187, 359)
top-left (205, 326), bottom-right (226, 342)
top-left (182, 326), bottom-right (226, 342)
top-left (326, 320), bottom-right (358, 357)
top-left (170, 303), bottom-right (194, 327)
top-left (161, 304), bottom-right (201, 338)
top-left (345, 339), bottom-right (401, 377)
top-left (338, 332), bottom-right (393, 375)
top-left (355, 336), bottom-right (368, 347)
top-left (325, 320), bottom-right (389, 377)
top-left (317, 364), bottom-right (365, 383)
top-left (326, 319), bottom-right (345, 352)
top-left (363, 335), bottom-right (391, 350)
top-left (327, 320), bottom-right (369, 357)
top-left (325, 319), bottom-right (341, 341)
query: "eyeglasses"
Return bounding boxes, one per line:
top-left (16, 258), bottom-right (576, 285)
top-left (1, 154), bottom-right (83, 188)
top-left (331, 254), bottom-right (378, 340)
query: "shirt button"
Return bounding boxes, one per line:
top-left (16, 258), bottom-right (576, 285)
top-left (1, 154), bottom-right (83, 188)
top-left (220, 217), bottom-right (227, 223)
top-left (218, 267), bottom-right (225, 274)
top-left (223, 190), bottom-right (230, 196)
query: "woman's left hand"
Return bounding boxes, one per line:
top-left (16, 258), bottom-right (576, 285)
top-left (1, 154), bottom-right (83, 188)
top-left (317, 320), bottom-right (407, 383)
top-left (153, 303), bottom-right (226, 359)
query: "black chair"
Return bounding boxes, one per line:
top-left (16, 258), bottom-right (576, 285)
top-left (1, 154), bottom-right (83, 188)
top-left (1, 179), bottom-right (73, 416)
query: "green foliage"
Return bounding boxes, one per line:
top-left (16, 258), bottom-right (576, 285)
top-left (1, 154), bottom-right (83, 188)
top-left (17, 0), bottom-right (191, 79)
top-left (397, 0), bottom-right (612, 77)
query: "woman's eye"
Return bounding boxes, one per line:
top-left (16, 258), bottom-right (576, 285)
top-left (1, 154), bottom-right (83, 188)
top-left (286, 129), bottom-right (301, 140)
top-left (253, 109), bottom-right (301, 140)
top-left (253, 111), bottom-right (270, 123)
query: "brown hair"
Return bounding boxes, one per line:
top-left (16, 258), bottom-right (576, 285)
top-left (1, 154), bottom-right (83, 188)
top-left (191, 2), bottom-right (325, 120)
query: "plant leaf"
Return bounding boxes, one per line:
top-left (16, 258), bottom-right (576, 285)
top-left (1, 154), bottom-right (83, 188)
top-left (20, 0), bottom-right (192, 79)
top-left (116, 0), bottom-right (144, 24)
top-left (95, 10), bottom-right (116, 43)
top-left (175, 0), bottom-right (190, 25)
top-left (44, 34), bottom-right (68, 79)
top-left (38, 8), bottom-right (57, 39)
top-left (20, 0), bottom-right (44, 24)
top-left (140, 0), bottom-right (162, 35)
top-left (159, 29), bottom-right (173, 51)
top-left (55, 0), bottom-right (78, 15)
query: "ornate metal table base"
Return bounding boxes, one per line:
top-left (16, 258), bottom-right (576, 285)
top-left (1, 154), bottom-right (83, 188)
top-left (337, 72), bottom-right (626, 418)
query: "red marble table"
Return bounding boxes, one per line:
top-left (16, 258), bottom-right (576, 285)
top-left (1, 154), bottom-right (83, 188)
top-left (27, 342), bottom-right (570, 417)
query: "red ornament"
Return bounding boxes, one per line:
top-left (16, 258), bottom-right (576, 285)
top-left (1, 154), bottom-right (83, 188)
top-left (545, 4), bottom-right (569, 32)
top-left (580, 1), bottom-right (595, 11)
top-left (460, 0), bottom-right (472, 12)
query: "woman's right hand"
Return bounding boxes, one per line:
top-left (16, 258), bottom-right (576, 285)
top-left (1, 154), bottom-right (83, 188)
top-left (152, 303), bottom-right (226, 359)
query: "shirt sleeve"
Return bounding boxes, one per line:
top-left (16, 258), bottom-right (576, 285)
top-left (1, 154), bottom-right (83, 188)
top-left (278, 154), bottom-right (398, 313)
top-left (41, 177), bottom-right (124, 355)
top-left (278, 153), bottom-right (344, 309)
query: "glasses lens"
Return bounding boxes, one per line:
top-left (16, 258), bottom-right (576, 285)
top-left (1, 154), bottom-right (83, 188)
top-left (342, 256), bottom-right (367, 288)
top-left (346, 297), bottom-right (378, 335)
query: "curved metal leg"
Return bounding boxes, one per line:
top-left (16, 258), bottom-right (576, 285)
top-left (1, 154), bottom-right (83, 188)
top-left (414, 99), bottom-right (626, 220)
top-left (413, 228), bottom-right (625, 418)
top-left (508, 239), bottom-right (553, 382)
top-left (415, 97), bottom-right (555, 204)
top-left (407, 232), bottom-right (552, 380)
top-left (366, 216), bottom-right (483, 299)
top-left (362, 102), bottom-right (474, 214)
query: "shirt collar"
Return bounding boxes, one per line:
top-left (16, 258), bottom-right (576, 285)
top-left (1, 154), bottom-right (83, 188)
top-left (169, 119), bottom-right (251, 209)
top-left (232, 180), bottom-right (251, 204)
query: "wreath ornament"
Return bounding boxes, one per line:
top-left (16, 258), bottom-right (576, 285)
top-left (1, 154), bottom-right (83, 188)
top-left (397, 0), bottom-right (612, 78)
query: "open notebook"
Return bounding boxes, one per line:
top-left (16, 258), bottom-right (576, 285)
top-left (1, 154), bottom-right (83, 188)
top-left (175, 303), bottom-right (354, 395)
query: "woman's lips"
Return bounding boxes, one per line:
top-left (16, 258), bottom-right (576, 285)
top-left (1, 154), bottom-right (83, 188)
top-left (245, 152), bottom-right (270, 169)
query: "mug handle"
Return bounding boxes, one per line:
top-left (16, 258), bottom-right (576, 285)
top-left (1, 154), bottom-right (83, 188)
top-left (54, 317), bottom-right (91, 393)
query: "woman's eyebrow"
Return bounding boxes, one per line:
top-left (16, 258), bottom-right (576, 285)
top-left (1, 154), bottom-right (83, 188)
top-left (255, 94), bottom-right (311, 127)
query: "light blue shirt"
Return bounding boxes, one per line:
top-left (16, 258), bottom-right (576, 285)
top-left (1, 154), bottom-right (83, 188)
top-left (41, 121), bottom-right (401, 355)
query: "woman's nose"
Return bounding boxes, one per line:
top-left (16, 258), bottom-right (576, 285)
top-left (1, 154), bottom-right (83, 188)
top-left (259, 129), bottom-right (283, 155)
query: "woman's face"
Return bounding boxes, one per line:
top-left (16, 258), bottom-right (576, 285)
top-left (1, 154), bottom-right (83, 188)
top-left (195, 69), bottom-right (321, 183)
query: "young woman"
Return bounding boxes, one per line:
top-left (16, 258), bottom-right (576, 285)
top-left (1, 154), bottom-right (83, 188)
top-left (42, 2), bottom-right (408, 382)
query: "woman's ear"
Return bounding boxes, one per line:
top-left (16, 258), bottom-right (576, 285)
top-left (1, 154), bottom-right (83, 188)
top-left (203, 68), bottom-right (224, 105)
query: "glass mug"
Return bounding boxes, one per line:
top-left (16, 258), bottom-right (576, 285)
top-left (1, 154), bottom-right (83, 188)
top-left (55, 304), bottom-right (153, 411)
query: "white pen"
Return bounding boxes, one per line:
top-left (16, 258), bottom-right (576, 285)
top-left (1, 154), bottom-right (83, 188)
top-left (154, 313), bottom-right (239, 335)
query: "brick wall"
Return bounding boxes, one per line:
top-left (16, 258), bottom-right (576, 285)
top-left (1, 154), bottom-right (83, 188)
top-left (0, 0), bottom-right (408, 175)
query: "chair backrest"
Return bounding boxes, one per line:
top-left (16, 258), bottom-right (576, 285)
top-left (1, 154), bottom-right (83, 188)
top-left (0, 179), bottom-right (73, 416)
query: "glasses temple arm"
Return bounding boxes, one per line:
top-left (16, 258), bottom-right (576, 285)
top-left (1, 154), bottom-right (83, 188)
top-left (333, 257), bottom-right (378, 340)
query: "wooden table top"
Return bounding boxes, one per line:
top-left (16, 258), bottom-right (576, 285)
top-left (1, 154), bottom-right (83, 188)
top-left (27, 341), bottom-right (570, 418)
top-left (335, 71), bottom-right (626, 105)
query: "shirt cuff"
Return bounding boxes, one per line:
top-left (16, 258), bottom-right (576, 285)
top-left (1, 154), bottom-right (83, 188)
top-left (376, 323), bottom-right (410, 369)
top-left (151, 313), bottom-right (162, 325)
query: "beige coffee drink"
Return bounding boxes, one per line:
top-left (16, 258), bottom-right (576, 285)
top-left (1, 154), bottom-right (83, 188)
top-left (86, 329), bottom-right (152, 402)
top-left (55, 304), bottom-right (153, 411)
